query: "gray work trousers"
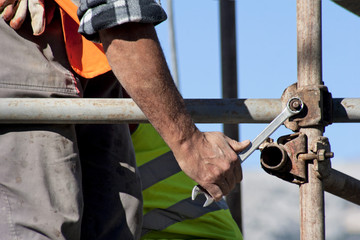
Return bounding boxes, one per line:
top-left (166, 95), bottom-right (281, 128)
top-left (0, 12), bottom-right (142, 240)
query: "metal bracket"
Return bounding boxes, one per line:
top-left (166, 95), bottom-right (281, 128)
top-left (281, 83), bottom-right (333, 131)
top-left (299, 136), bottom-right (334, 179)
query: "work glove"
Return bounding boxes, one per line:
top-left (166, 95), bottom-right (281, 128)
top-left (0, 0), bottom-right (54, 35)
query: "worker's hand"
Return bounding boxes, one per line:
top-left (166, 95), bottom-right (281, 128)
top-left (174, 131), bottom-right (250, 201)
top-left (0, 0), bottom-right (54, 35)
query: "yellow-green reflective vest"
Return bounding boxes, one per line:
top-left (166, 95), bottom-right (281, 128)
top-left (131, 124), bottom-right (243, 239)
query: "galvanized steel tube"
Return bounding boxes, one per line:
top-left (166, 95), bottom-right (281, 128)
top-left (297, 1), bottom-right (325, 239)
top-left (166, 0), bottom-right (179, 88)
top-left (323, 168), bottom-right (360, 206)
top-left (0, 98), bottom-right (359, 124)
top-left (332, 98), bottom-right (360, 123)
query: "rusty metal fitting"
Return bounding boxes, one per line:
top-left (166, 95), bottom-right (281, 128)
top-left (258, 138), bottom-right (274, 151)
top-left (317, 149), bottom-right (334, 161)
top-left (289, 98), bottom-right (303, 112)
top-left (259, 133), bottom-right (308, 184)
top-left (298, 150), bottom-right (334, 161)
top-left (260, 143), bottom-right (290, 172)
top-left (281, 83), bottom-right (333, 131)
top-left (259, 142), bottom-right (299, 183)
top-left (298, 153), bottom-right (317, 161)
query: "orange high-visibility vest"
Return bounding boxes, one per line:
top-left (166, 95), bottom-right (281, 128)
top-left (54, 0), bottom-right (111, 78)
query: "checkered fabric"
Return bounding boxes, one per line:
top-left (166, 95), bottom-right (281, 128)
top-left (78, 0), bottom-right (167, 41)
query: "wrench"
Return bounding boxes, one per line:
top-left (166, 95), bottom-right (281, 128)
top-left (191, 97), bottom-right (304, 207)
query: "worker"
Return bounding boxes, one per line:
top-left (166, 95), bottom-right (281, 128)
top-left (0, 0), bottom-right (250, 239)
top-left (131, 123), bottom-right (243, 239)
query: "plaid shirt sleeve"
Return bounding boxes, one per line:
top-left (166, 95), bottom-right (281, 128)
top-left (77, 0), bottom-right (167, 42)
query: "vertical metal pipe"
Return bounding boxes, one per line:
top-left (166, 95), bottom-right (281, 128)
top-left (297, 0), bottom-right (323, 88)
top-left (167, 0), bottom-right (179, 87)
top-left (219, 0), bottom-right (242, 232)
top-left (299, 139), bottom-right (325, 240)
top-left (297, 0), bottom-right (325, 239)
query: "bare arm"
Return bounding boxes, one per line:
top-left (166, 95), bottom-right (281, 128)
top-left (99, 23), bottom-right (250, 201)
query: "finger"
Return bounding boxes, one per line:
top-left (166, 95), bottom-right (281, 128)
top-left (1, 3), bottom-right (15, 21)
top-left (223, 157), bottom-right (242, 192)
top-left (198, 164), bottom-right (227, 201)
top-left (0, 0), bottom-right (14, 11)
top-left (226, 138), bottom-right (251, 153)
top-left (233, 160), bottom-right (243, 183)
top-left (203, 183), bottom-right (223, 202)
top-left (221, 176), bottom-right (233, 195)
top-left (205, 165), bottom-right (233, 197)
top-left (222, 163), bottom-right (237, 192)
top-left (9, 0), bottom-right (27, 30)
top-left (28, 0), bottom-right (45, 35)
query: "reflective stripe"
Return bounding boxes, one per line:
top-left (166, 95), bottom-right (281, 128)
top-left (138, 151), bottom-right (181, 190)
top-left (141, 195), bottom-right (228, 236)
top-left (137, 144), bottom-right (231, 236)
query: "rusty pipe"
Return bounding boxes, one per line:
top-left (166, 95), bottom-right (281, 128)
top-left (260, 142), bottom-right (300, 183)
top-left (260, 143), bottom-right (290, 172)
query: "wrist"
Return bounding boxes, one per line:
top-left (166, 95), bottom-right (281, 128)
top-left (168, 124), bottom-right (203, 160)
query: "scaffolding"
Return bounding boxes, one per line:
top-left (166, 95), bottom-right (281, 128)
top-left (1, 0), bottom-right (360, 239)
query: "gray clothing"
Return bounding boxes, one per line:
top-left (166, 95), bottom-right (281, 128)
top-left (0, 9), bottom-right (142, 240)
top-left (0, 9), bottom-right (80, 98)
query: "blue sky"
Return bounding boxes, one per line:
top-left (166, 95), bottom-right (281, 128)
top-left (155, 0), bottom-right (360, 169)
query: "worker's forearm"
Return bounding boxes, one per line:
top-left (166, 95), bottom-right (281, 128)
top-left (99, 23), bottom-right (199, 152)
top-left (99, 23), bottom-right (251, 201)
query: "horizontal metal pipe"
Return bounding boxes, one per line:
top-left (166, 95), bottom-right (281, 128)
top-left (332, 98), bottom-right (360, 123)
top-left (323, 168), bottom-right (360, 206)
top-left (0, 98), bottom-right (359, 124)
top-left (0, 98), bottom-right (280, 124)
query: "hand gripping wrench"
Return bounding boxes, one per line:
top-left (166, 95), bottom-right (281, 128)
top-left (191, 97), bottom-right (304, 207)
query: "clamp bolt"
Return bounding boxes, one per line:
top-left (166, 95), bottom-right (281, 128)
top-left (318, 149), bottom-right (334, 161)
top-left (289, 98), bottom-right (302, 111)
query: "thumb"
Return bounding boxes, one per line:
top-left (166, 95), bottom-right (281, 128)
top-left (28, 0), bottom-right (45, 35)
top-left (228, 139), bottom-right (251, 154)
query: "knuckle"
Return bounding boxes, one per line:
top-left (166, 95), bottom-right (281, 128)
top-left (212, 190), bottom-right (223, 201)
top-left (201, 171), bottom-right (217, 184)
top-left (215, 194), bottom-right (223, 200)
top-left (222, 160), bottom-right (231, 170)
top-left (202, 175), bottom-right (213, 184)
top-left (228, 151), bottom-right (239, 163)
top-left (210, 165), bottom-right (222, 177)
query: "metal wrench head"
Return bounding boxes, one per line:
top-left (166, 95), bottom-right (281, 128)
top-left (191, 185), bottom-right (214, 207)
top-left (287, 97), bottom-right (303, 114)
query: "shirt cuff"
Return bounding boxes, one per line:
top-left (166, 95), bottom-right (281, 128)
top-left (77, 0), bottom-right (167, 42)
